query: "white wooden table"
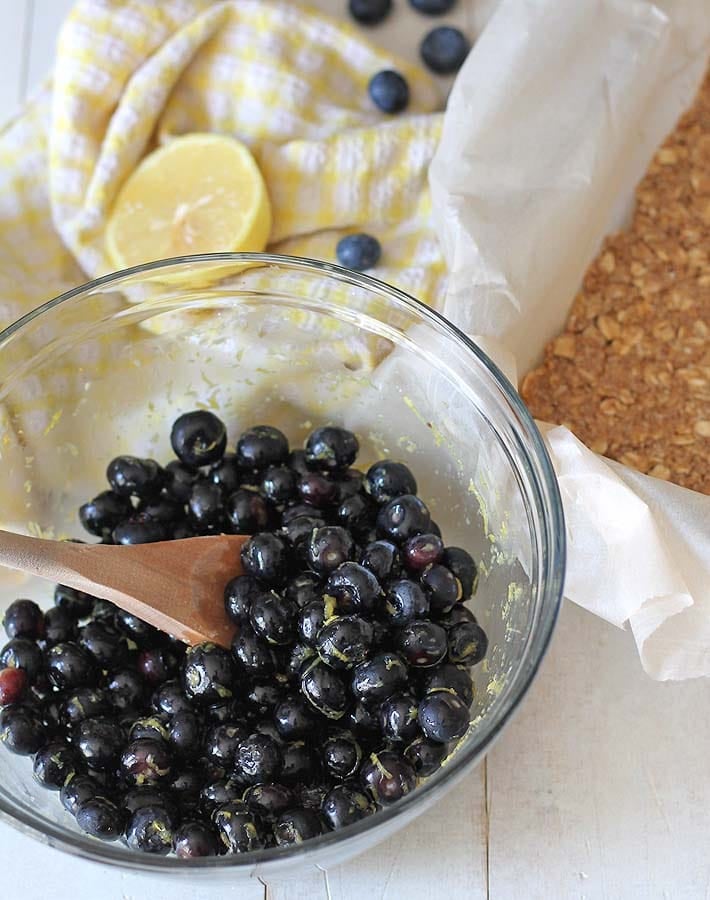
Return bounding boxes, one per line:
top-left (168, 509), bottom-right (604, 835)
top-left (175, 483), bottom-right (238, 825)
top-left (1, 2), bottom-right (708, 898)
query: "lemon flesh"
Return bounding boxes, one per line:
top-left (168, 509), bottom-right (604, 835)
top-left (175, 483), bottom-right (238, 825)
top-left (106, 133), bottom-right (272, 269)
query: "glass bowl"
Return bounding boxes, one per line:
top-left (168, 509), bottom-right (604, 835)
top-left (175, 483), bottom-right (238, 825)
top-left (0, 253), bottom-right (564, 880)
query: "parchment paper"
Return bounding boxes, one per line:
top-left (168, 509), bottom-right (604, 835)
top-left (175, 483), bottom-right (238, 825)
top-left (429, 0), bottom-right (710, 680)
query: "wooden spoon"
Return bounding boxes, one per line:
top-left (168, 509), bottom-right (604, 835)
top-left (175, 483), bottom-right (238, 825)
top-left (0, 530), bottom-right (248, 648)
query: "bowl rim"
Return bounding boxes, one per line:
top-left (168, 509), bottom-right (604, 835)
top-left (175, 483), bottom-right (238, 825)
top-left (0, 252), bottom-right (566, 872)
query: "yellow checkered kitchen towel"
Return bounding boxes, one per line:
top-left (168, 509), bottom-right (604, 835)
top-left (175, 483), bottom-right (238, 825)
top-left (0, 0), bottom-right (445, 330)
top-left (0, 0), bottom-right (447, 532)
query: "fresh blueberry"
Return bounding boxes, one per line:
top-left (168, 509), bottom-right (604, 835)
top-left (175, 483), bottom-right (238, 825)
top-left (336, 233), bottom-right (382, 270)
top-left (447, 620), bottom-right (488, 667)
top-left (182, 642), bottom-right (235, 705)
top-left (397, 620), bottom-right (447, 667)
top-left (404, 735), bottom-right (447, 775)
top-left (420, 25), bottom-right (470, 74)
top-left (418, 689), bottom-right (470, 742)
top-left (273, 807), bottom-right (323, 845)
top-left (241, 533), bottom-right (289, 586)
top-left (365, 460), bottom-right (417, 504)
top-left (368, 70), bottom-right (409, 114)
top-left (125, 803), bottom-right (176, 854)
top-left (349, 0), bottom-right (392, 24)
top-left (76, 797), bottom-right (124, 841)
top-left (376, 494), bottom-right (431, 544)
top-left (322, 782), bottom-right (374, 830)
top-left (226, 488), bottom-right (273, 533)
top-left (0, 638), bottom-right (44, 683)
top-left (112, 514), bottom-right (168, 545)
top-left (79, 490), bottom-right (132, 537)
top-left (236, 425), bottom-right (289, 470)
top-left (361, 750), bottom-right (416, 805)
top-left (409, 0), bottom-right (456, 13)
top-left (170, 410), bottom-right (227, 469)
top-left (300, 659), bottom-right (348, 719)
top-left (350, 652), bottom-right (408, 706)
top-left (442, 546), bottom-right (477, 599)
top-left (382, 579), bottom-right (429, 625)
top-left (33, 740), bottom-right (79, 789)
top-left (3, 599), bottom-right (44, 640)
top-left (106, 456), bottom-right (164, 499)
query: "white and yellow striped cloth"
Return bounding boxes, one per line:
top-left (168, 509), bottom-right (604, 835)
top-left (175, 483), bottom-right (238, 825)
top-left (0, 0), bottom-right (446, 331)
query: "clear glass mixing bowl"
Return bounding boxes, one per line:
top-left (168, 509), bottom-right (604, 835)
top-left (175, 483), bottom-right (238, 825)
top-left (0, 254), bottom-right (564, 880)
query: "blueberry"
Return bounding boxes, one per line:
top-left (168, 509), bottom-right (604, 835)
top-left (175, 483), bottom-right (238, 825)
top-left (273, 807), bottom-right (323, 845)
top-left (172, 819), bottom-right (218, 858)
top-left (170, 410), bottom-right (227, 469)
top-left (298, 472), bottom-right (337, 508)
top-left (79, 490), bottom-right (132, 537)
top-left (199, 778), bottom-right (244, 816)
top-left (323, 732), bottom-right (362, 780)
top-left (208, 452), bottom-right (242, 495)
top-left (121, 738), bottom-right (172, 785)
top-left (274, 695), bottom-right (315, 741)
top-left (226, 488), bottom-right (272, 533)
top-left (285, 642), bottom-right (316, 682)
top-left (360, 750), bottom-right (416, 805)
top-left (235, 733), bottom-right (283, 785)
top-left (382, 579), bottom-right (429, 625)
top-left (3, 599), bottom-right (44, 640)
top-left (368, 69), bottom-right (409, 114)
top-left (188, 481), bottom-right (225, 530)
top-left (241, 533), bottom-right (289, 586)
top-left (61, 688), bottom-right (108, 727)
top-left (438, 604), bottom-right (477, 630)
top-left (151, 680), bottom-right (192, 717)
top-left (261, 465), bottom-right (298, 504)
top-left (212, 802), bottom-right (264, 853)
top-left (442, 546), bottom-right (477, 599)
top-left (236, 425), bottom-right (289, 470)
top-left (334, 468), bottom-right (365, 501)
top-left (336, 493), bottom-right (377, 537)
top-left (231, 626), bottom-right (277, 677)
top-left (305, 426), bottom-right (359, 472)
top-left (422, 662), bottom-right (474, 707)
top-left (43, 607), bottom-right (76, 646)
top-left (78, 620), bottom-right (127, 670)
top-left (297, 601), bottom-right (327, 647)
top-left (182, 642), bottom-right (235, 705)
top-left (420, 25), bottom-right (470, 74)
top-left (360, 540), bottom-right (402, 582)
top-left (0, 704), bottom-right (46, 754)
top-left (0, 668), bottom-right (27, 707)
top-left (365, 460), bottom-right (417, 504)
top-left (325, 561), bottom-right (382, 616)
top-left (76, 716), bottom-right (124, 771)
top-left (336, 232), bottom-right (382, 270)
top-left (282, 516), bottom-right (324, 566)
top-left (76, 797), bottom-right (124, 841)
top-left (246, 680), bottom-right (283, 716)
top-left (244, 783), bottom-right (294, 822)
top-left (54, 584), bottom-right (95, 620)
top-left (60, 773), bottom-right (100, 816)
top-left (129, 715), bottom-right (170, 743)
top-left (404, 735), bottom-right (447, 776)
top-left (350, 652), bottom-right (408, 706)
top-left (106, 455), bottom-right (163, 498)
top-left (403, 533), bottom-right (444, 572)
top-left (316, 616), bottom-right (374, 670)
top-left (377, 494), bottom-right (431, 544)
top-left (224, 574), bottom-right (261, 624)
top-left (164, 460), bottom-right (197, 502)
top-left (409, 0), bottom-right (456, 13)
top-left (169, 711), bottom-right (203, 760)
top-left (397, 621), bottom-right (447, 667)
top-left (300, 659), bottom-right (348, 719)
top-left (343, 701), bottom-right (381, 743)
top-left (281, 741), bottom-right (322, 786)
top-left (418, 690), bottom-right (469, 742)
top-left (249, 591), bottom-right (297, 646)
top-left (105, 668), bottom-right (145, 712)
top-left (112, 514), bottom-right (168, 545)
top-left (379, 693), bottom-right (420, 743)
top-left (447, 621), bottom-right (488, 667)
top-left (420, 563), bottom-right (462, 615)
top-left (308, 526), bottom-right (355, 574)
top-left (0, 637), bottom-right (44, 683)
top-left (349, 0), bottom-right (392, 24)
top-left (33, 740), bottom-right (79, 789)
top-left (46, 641), bottom-right (96, 689)
top-left (137, 646), bottom-right (179, 686)
top-left (322, 783), bottom-right (374, 830)
top-left (126, 803), bottom-right (176, 854)
top-left (113, 609), bottom-right (159, 647)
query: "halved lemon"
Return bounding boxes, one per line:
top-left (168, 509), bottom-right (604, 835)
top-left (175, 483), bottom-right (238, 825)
top-left (105, 133), bottom-right (272, 270)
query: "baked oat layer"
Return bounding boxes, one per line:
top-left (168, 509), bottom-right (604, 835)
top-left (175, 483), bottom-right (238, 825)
top-left (522, 68), bottom-right (710, 494)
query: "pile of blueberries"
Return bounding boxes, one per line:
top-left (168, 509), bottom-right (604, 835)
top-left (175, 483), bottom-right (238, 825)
top-left (0, 411), bottom-right (487, 858)
top-left (337, 0), bottom-right (469, 273)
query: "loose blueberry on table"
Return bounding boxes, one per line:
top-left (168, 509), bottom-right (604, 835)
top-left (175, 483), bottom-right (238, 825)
top-left (0, 411), bottom-right (487, 856)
